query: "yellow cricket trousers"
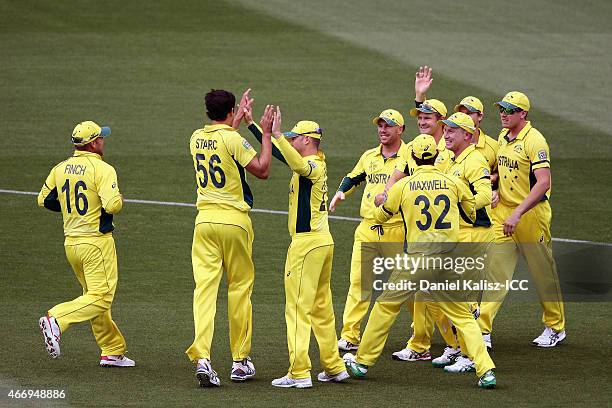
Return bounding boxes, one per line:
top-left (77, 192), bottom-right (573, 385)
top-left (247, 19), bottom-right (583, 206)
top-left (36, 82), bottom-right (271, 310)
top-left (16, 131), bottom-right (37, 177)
top-left (406, 227), bottom-right (494, 352)
top-left (186, 210), bottom-right (254, 362)
top-left (49, 234), bottom-right (126, 356)
top-left (284, 232), bottom-right (345, 379)
top-left (340, 220), bottom-right (405, 344)
top-left (479, 200), bottom-right (564, 333)
top-left (356, 268), bottom-right (495, 378)
top-left (406, 292), bottom-right (458, 352)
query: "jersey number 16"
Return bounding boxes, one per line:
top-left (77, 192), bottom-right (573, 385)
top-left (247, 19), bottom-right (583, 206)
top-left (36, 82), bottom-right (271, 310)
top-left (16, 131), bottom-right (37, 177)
top-left (61, 179), bottom-right (89, 215)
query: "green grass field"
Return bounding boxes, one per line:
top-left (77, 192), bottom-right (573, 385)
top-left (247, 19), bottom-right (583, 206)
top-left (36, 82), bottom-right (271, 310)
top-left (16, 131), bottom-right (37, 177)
top-left (1, 1), bottom-right (611, 406)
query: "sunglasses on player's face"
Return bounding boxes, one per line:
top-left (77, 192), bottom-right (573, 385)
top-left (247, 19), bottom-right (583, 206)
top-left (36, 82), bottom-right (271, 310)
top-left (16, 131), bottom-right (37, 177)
top-left (498, 106), bottom-right (523, 115)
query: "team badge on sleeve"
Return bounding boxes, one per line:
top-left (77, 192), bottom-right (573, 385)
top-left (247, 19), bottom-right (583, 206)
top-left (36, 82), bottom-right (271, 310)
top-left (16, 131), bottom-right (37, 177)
top-left (483, 168), bottom-right (490, 177)
top-left (538, 150), bottom-right (548, 160)
top-left (308, 160), bottom-right (317, 169)
top-left (242, 140), bottom-right (253, 150)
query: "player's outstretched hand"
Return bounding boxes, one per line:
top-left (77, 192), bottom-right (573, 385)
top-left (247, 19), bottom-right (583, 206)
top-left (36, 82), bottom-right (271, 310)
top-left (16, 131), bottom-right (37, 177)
top-left (244, 97), bottom-right (254, 125)
top-left (329, 191), bottom-right (345, 212)
top-left (232, 88), bottom-right (252, 130)
top-left (415, 66), bottom-right (433, 101)
top-left (260, 105), bottom-right (275, 136)
top-left (374, 192), bottom-right (387, 207)
top-left (272, 106), bottom-right (282, 139)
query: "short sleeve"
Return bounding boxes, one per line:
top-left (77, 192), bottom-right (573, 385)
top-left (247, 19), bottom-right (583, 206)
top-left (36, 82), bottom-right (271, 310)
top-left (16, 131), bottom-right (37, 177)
top-left (97, 164), bottom-right (121, 208)
top-left (527, 132), bottom-right (550, 171)
top-left (225, 131), bottom-right (257, 168)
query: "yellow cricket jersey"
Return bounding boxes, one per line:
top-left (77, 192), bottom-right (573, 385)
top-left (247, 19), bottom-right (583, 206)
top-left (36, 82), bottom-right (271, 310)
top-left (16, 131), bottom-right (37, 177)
top-left (189, 124), bottom-right (257, 212)
top-left (275, 137), bottom-right (330, 237)
top-left (337, 142), bottom-right (409, 225)
top-left (496, 121), bottom-right (551, 207)
top-left (446, 145), bottom-right (492, 228)
top-left (37, 151), bottom-right (122, 237)
top-left (474, 129), bottom-right (498, 171)
top-left (374, 165), bottom-right (475, 244)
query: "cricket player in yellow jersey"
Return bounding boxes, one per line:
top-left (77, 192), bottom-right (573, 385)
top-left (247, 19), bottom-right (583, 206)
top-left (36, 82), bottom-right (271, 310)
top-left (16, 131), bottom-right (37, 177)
top-left (454, 96), bottom-right (499, 173)
top-left (344, 134), bottom-right (497, 389)
top-left (245, 108), bottom-right (346, 389)
top-left (404, 94), bottom-right (500, 361)
top-left (37, 120), bottom-right (134, 367)
top-left (374, 68), bottom-right (457, 361)
top-left (327, 109), bottom-right (409, 352)
top-left (186, 90), bottom-right (273, 387)
top-left (412, 66), bottom-right (453, 171)
top-left (430, 112), bottom-right (496, 373)
top-left (487, 91), bottom-right (565, 347)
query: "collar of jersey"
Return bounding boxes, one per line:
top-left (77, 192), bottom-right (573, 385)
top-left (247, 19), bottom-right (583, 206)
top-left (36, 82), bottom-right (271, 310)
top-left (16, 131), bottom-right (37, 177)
top-left (377, 142), bottom-right (404, 159)
top-left (503, 121), bottom-right (532, 142)
top-left (73, 150), bottom-right (101, 160)
top-left (475, 129), bottom-right (488, 149)
top-left (204, 124), bottom-right (233, 132)
top-left (452, 144), bottom-right (476, 164)
top-left (436, 137), bottom-right (446, 150)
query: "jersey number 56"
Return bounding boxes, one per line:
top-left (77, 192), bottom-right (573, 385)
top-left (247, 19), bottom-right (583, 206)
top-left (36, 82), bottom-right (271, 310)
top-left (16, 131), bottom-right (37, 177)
top-left (194, 153), bottom-right (226, 189)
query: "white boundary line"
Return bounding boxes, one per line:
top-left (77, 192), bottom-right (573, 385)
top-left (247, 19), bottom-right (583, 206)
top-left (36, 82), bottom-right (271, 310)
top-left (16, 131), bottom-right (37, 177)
top-left (3, 188), bottom-right (611, 247)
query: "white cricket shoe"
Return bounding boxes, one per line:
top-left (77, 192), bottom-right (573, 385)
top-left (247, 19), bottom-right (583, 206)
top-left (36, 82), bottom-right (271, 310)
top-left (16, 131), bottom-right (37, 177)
top-left (231, 357), bottom-right (255, 381)
top-left (317, 370), bottom-right (350, 383)
top-left (482, 333), bottom-right (492, 350)
top-left (443, 356), bottom-right (476, 373)
top-left (338, 338), bottom-right (359, 352)
top-left (271, 376), bottom-right (312, 388)
top-left (391, 347), bottom-right (431, 361)
top-left (431, 346), bottom-right (461, 367)
top-left (532, 326), bottom-right (566, 347)
top-left (39, 315), bottom-right (61, 358)
top-left (100, 355), bottom-right (136, 367)
top-left (196, 358), bottom-right (221, 387)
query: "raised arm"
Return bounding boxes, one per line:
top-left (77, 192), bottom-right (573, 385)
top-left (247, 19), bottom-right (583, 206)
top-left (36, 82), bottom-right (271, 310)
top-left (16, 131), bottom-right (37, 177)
top-left (271, 107), bottom-right (313, 176)
top-left (415, 66), bottom-right (433, 103)
top-left (231, 88), bottom-right (252, 131)
top-left (246, 120), bottom-right (288, 165)
top-left (244, 105), bottom-right (273, 179)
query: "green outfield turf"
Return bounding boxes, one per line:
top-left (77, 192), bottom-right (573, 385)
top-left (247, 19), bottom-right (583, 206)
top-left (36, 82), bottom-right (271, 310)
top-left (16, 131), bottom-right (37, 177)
top-left (1, 1), bottom-right (611, 406)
